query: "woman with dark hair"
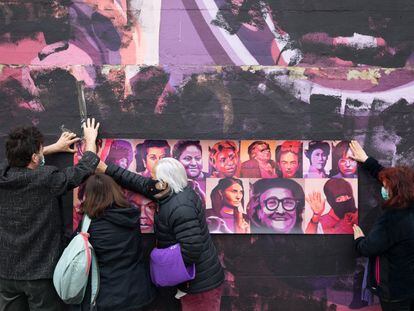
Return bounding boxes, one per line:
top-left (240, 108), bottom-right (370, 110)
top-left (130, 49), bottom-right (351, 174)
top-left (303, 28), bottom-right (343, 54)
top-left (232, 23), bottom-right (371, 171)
top-left (135, 140), bottom-right (171, 177)
top-left (350, 140), bottom-right (414, 311)
top-left (304, 141), bottom-right (331, 178)
top-left (173, 140), bottom-right (207, 204)
top-left (76, 174), bottom-right (156, 310)
top-left (208, 140), bottom-right (240, 178)
top-left (104, 139), bottom-right (133, 169)
top-left (275, 141), bottom-right (303, 178)
top-left (330, 141), bottom-right (357, 178)
top-left (173, 140), bottom-right (206, 180)
top-left (207, 178), bottom-right (249, 233)
top-left (247, 178), bottom-right (305, 233)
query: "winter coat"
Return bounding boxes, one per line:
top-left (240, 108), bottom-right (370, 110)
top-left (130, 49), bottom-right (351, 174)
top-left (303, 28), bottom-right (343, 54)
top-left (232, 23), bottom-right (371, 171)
top-left (105, 164), bottom-right (225, 294)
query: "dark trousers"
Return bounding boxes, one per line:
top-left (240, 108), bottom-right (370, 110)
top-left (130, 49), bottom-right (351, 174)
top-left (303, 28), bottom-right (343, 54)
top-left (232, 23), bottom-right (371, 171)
top-left (0, 278), bottom-right (66, 311)
top-left (380, 298), bottom-right (414, 311)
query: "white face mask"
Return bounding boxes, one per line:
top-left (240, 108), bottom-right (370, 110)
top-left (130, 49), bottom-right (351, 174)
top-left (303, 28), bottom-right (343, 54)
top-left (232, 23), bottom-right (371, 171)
top-left (36, 153), bottom-right (45, 166)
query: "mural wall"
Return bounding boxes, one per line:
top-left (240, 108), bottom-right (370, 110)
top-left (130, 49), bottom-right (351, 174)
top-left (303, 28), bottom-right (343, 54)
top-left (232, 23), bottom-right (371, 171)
top-left (74, 139), bottom-right (358, 235)
top-left (2, 0), bottom-right (414, 309)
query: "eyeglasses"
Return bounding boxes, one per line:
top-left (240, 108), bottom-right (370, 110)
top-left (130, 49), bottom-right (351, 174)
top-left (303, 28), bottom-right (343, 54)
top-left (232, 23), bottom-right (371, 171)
top-left (258, 147), bottom-right (270, 153)
top-left (262, 197), bottom-right (299, 211)
top-left (338, 159), bottom-right (357, 166)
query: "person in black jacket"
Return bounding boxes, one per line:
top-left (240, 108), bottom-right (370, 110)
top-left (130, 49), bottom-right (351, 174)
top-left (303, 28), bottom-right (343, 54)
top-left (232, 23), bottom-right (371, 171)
top-left (0, 118), bottom-right (100, 311)
top-left (97, 157), bottom-right (225, 311)
top-left (76, 174), bottom-right (156, 311)
top-left (350, 140), bottom-right (414, 311)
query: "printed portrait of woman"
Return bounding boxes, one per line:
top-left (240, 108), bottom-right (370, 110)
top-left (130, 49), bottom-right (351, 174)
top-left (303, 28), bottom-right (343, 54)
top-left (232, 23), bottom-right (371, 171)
top-left (127, 191), bottom-right (156, 234)
top-left (305, 178), bottom-right (358, 234)
top-left (304, 141), bottom-right (331, 178)
top-left (275, 141), bottom-right (303, 178)
top-left (135, 140), bottom-right (171, 177)
top-left (173, 140), bottom-right (207, 203)
top-left (206, 178), bottom-right (250, 234)
top-left (208, 140), bottom-right (240, 178)
top-left (240, 141), bottom-right (277, 178)
top-left (173, 140), bottom-right (207, 180)
top-left (330, 141), bottom-right (358, 178)
top-left (248, 178), bottom-right (305, 234)
top-left (104, 139), bottom-right (133, 169)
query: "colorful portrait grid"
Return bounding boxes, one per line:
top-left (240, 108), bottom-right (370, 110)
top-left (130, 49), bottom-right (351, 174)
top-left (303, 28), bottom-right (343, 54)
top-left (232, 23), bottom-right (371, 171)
top-left (73, 139), bottom-right (358, 234)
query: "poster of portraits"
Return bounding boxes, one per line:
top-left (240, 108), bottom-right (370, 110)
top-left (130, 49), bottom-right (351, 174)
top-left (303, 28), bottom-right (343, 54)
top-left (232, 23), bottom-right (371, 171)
top-left (74, 140), bottom-right (358, 234)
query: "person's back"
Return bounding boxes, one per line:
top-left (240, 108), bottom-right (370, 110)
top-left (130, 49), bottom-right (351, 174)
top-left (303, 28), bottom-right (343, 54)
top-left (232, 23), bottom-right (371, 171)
top-left (77, 174), bottom-right (155, 311)
top-left (0, 119), bottom-right (99, 311)
top-left (366, 206), bottom-right (414, 300)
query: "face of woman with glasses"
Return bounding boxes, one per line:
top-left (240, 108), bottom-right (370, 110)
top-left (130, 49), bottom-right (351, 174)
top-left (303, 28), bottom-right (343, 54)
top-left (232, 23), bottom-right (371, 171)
top-left (338, 149), bottom-right (357, 177)
top-left (258, 187), bottom-right (297, 233)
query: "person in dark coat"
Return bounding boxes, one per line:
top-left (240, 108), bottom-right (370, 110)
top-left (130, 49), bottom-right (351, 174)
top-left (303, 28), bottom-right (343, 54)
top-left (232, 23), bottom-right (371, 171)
top-left (76, 174), bottom-right (156, 311)
top-left (97, 157), bottom-right (225, 311)
top-left (0, 118), bottom-right (100, 311)
top-left (350, 140), bottom-right (414, 311)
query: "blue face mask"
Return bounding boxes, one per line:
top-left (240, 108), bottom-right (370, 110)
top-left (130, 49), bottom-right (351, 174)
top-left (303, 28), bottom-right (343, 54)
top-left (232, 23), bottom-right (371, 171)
top-left (381, 186), bottom-right (389, 200)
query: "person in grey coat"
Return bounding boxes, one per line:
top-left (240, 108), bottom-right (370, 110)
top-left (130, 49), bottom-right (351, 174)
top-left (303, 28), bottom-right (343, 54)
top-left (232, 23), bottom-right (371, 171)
top-left (0, 118), bottom-right (100, 311)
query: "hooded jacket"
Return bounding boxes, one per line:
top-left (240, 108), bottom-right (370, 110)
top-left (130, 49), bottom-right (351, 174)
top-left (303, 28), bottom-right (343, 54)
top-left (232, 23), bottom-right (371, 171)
top-left (79, 205), bottom-right (156, 311)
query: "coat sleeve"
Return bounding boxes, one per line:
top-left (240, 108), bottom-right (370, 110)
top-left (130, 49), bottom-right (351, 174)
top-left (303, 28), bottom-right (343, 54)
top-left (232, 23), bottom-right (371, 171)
top-left (105, 163), bottom-right (159, 200)
top-left (354, 213), bottom-right (393, 257)
top-left (361, 157), bottom-right (385, 180)
top-left (170, 203), bottom-right (204, 265)
top-left (47, 151), bottom-right (99, 196)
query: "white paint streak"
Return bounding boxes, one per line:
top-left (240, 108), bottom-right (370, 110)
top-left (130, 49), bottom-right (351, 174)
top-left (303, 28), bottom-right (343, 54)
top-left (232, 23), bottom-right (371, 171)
top-left (130, 0), bottom-right (161, 65)
top-left (196, 0), bottom-right (259, 65)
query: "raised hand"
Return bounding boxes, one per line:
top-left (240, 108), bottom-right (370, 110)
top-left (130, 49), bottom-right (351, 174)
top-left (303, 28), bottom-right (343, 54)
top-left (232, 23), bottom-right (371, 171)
top-left (83, 118), bottom-right (100, 153)
top-left (349, 140), bottom-right (368, 163)
top-left (44, 132), bottom-right (80, 155)
top-left (54, 132), bottom-right (80, 153)
top-left (306, 191), bottom-right (326, 216)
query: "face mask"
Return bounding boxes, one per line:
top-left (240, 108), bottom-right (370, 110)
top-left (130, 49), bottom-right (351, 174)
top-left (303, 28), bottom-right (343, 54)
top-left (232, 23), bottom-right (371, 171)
top-left (331, 198), bottom-right (357, 219)
top-left (38, 154), bottom-right (45, 166)
top-left (381, 187), bottom-right (389, 200)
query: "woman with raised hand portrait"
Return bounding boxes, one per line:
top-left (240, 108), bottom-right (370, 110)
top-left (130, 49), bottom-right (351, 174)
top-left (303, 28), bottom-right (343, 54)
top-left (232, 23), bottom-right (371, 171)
top-left (304, 141), bottom-right (330, 178)
top-left (173, 140), bottom-right (207, 204)
top-left (305, 178), bottom-right (358, 234)
top-left (208, 140), bottom-right (240, 178)
top-left (248, 178), bottom-right (305, 234)
top-left (240, 141), bottom-right (277, 178)
top-left (330, 141), bottom-right (358, 178)
top-left (207, 178), bottom-right (249, 234)
top-left (104, 139), bottom-right (133, 169)
top-left (275, 141), bottom-right (303, 178)
top-left (135, 140), bottom-right (171, 177)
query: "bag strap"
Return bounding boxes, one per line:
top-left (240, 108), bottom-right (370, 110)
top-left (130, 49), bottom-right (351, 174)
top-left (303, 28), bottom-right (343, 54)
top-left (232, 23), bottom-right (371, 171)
top-left (79, 215), bottom-right (100, 309)
top-left (90, 249), bottom-right (100, 309)
top-left (81, 214), bottom-right (91, 233)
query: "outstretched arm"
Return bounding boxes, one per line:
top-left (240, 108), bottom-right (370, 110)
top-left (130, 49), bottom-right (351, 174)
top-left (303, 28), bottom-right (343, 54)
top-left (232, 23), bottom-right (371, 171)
top-left (349, 140), bottom-right (384, 180)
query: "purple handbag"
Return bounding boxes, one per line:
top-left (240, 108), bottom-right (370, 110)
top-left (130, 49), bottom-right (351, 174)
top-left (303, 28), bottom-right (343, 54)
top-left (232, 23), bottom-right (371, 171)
top-left (150, 243), bottom-right (196, 287)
